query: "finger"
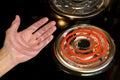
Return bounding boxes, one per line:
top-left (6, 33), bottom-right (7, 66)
top-left (26, 17), bottom-right (49, 33)
top-left (36, 25), bottom-right (56, 41)
top-left (37, 35), bottom-right (54, 51)
top-left (10, 15), bottom-right (21, 32)
top-left (33, 21), bottom-right (56, 37)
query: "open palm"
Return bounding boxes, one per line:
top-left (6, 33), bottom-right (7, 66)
top-left (3, 15), bottom-right (56, 64)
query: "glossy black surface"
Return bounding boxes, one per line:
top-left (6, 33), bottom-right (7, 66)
top-left (0, 0), bottom-right (120, 80)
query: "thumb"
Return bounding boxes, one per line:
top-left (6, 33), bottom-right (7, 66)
top-left (10, 15), bottom-right (21, 32)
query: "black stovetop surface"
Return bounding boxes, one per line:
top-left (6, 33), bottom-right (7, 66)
top-left (0, 0), bottom-right (120, 80)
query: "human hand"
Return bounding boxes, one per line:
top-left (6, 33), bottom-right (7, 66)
top-left (2, 15), bottom-right (56, 65)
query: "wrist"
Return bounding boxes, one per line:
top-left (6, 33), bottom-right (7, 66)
top-left (0, 47), bottom-right (17, 77)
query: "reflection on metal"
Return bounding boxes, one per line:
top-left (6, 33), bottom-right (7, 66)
top-left (49, 0), bottom-right (110, 19)
top-left (50, 11), bottom-right (72, 29)
top-left (57, 20), bottom-right (68, 27)
top-left (54, 24), bottom-right (116, 76)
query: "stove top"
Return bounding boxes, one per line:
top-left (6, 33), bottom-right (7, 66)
top-left (0, 0), bottom-right (120, 80)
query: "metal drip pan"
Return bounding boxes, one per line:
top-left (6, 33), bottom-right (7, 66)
top-left (49, 0), bottom-right (110, 19)
top-left (53, 24), bottom-right (116, 76)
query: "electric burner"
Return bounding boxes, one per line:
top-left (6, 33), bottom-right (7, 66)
top-left (49, 0), bottom-right (110, 19)
top-left (53, 24), bottom-right (115, 76)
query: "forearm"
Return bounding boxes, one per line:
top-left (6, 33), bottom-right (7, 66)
top-left (0, 48), bottom-right (17, 77)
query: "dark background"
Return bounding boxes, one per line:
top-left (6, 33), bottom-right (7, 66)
top-left (0, 0), bottom-right (120, 80)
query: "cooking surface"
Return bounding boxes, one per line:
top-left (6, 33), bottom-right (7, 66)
top-left (0, 0), bottom-right (120, 80)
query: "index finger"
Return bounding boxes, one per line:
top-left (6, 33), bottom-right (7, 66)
top-left (26, 17), bottom-right (49, 33)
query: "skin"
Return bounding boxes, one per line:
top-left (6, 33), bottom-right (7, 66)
top-left (0, 15), bottom-right (56, 77)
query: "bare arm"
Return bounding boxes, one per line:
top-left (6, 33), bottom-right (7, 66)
top-left (0, 15), bottom-right (56, 77)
